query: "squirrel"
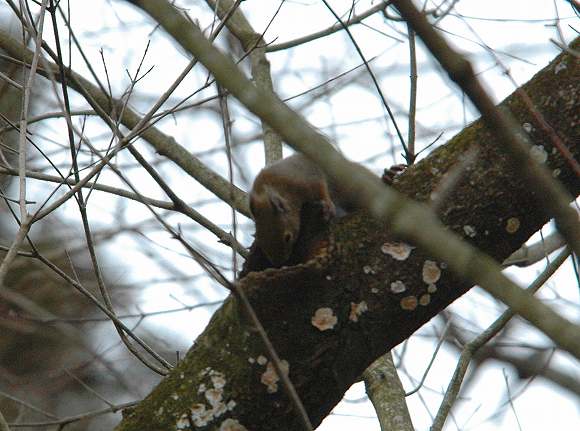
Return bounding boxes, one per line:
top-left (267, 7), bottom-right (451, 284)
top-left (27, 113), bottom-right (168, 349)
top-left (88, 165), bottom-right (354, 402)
top-left (249, 153), bottom-right (405, 267)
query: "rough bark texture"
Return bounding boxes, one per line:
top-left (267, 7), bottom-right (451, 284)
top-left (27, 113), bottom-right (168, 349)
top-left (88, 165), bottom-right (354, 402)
top-left (116, 41), bottom-right (579, 431)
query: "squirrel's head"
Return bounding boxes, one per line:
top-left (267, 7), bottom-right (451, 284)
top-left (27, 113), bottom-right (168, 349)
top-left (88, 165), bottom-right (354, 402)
top-left (249, 188), bottom-right (300, 267)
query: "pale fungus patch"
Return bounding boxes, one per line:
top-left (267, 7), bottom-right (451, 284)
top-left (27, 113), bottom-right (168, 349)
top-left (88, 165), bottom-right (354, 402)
top-left (463, 225), bottom-right (476, 237)
top-left (205, 388), bottom-right (224, 408)
top-left (176, 412), bottom-right (191, 429)
top-left (219, 418), bottom-right (249, 431)
top-left (349, 301), bottom-right (368, 322)
top-left (211, 373), bottom-right (227, 389)
top-left (552, 168), bottom-right (561, 178)
top-left (191, 403), bottom-right (207, 416)
top-left (427, 284), bottom-right (437, 294)
top-left (530, 145), bottom-right (548, 164)
top-left (189, 403), bottom-right (213, 427)
top-left (381, 241), bottom-right (415, 260)
top-left (311, 307), bottom-right (338, 331)
top-left (522, 122), bottom-right (533, 133)
top-left (260, 360), bottom-right (290, 393)
top-left (390, 280), bottom-right (407, 294)
top-left (506, 217), bottom-right (520, 234)
top-left (419, 294), bottom-right (431, 306)
top-left (400, 296), bottom-right (418, 311)
top-left (422, 260), bottom-right (441, 284)
top-left (257, 355), bottom-right (268, 366)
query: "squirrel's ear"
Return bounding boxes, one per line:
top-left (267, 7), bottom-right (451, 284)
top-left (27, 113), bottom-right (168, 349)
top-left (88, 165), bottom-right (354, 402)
top-left (269, 194), bottom-right (288, 214)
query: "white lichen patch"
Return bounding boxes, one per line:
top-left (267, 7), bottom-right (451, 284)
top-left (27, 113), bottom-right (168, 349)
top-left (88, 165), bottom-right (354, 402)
top-left (522, 122), bottom-right (533, 133)
top-left (422, 260), bottom-right (441, 284)
top-left (219, 418), bottom-right (249, 431)
top-left (427, 284), bottom-right (437, 294)
top-left (349, 301), bottom-right (368, 322)
top-left (260, 360), bottom-right (290, 393)
top-left (199, 367), bottom-right (212, 377)
top-left (363, 265), bottom-right (376, 275)
top-left (400, 296), bottom-right (418, 311)
top-left (390, 280), bottom-right (407, 294)
top-left (381, 241), bottom-right (415, 260)
top-left (311, 307), bottom-right (338, 331)
top-left (419, 294), bottom-right (431, 306)
top-left (506, 217), bottom-right (520, 234)
top-left (371, 287), bottom-right (379, 294)
top-left (552, 168), bottom-right (561, 178)
top-left (257, 355), bottom-right (268, 366)
top-left (248, 357), bottom-right (255, 364)
top-left (463, 225), bottom-right (476, 238)
top-left (181, 369), bottom-right (237, 428)
top-left (530, 145), bottom-right (548, 164)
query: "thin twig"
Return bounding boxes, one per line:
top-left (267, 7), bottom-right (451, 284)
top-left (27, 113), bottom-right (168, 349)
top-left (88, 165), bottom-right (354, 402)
top-left (17, 0), bottom-right (48, 219)
top-left (267, 1), bottom-right (394, 52)
top-left (405, 319), bottom-right (451, 396)
top-left (321, 0), bottom-right (409, 160)
top-left (406, 23), bottom-right (417, 161)
top-left (7, 401), bottom-right (137, 428)
top-left (217, 83), bottom-right (239, 276)
top-left (430, 247), bottom-right (571, 431)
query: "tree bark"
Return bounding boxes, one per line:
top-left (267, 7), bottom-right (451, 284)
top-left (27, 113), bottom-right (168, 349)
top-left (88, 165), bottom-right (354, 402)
top-left (116, 40), bottom-right (579, 430)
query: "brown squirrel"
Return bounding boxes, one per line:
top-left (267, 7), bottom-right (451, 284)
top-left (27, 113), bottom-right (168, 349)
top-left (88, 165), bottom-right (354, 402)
top-left (249, 154), bottom-right (405, 267)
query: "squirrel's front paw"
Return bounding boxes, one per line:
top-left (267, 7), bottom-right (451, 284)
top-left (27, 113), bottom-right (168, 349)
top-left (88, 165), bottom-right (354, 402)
top-left (382, 164), bottom-right (407, 185)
